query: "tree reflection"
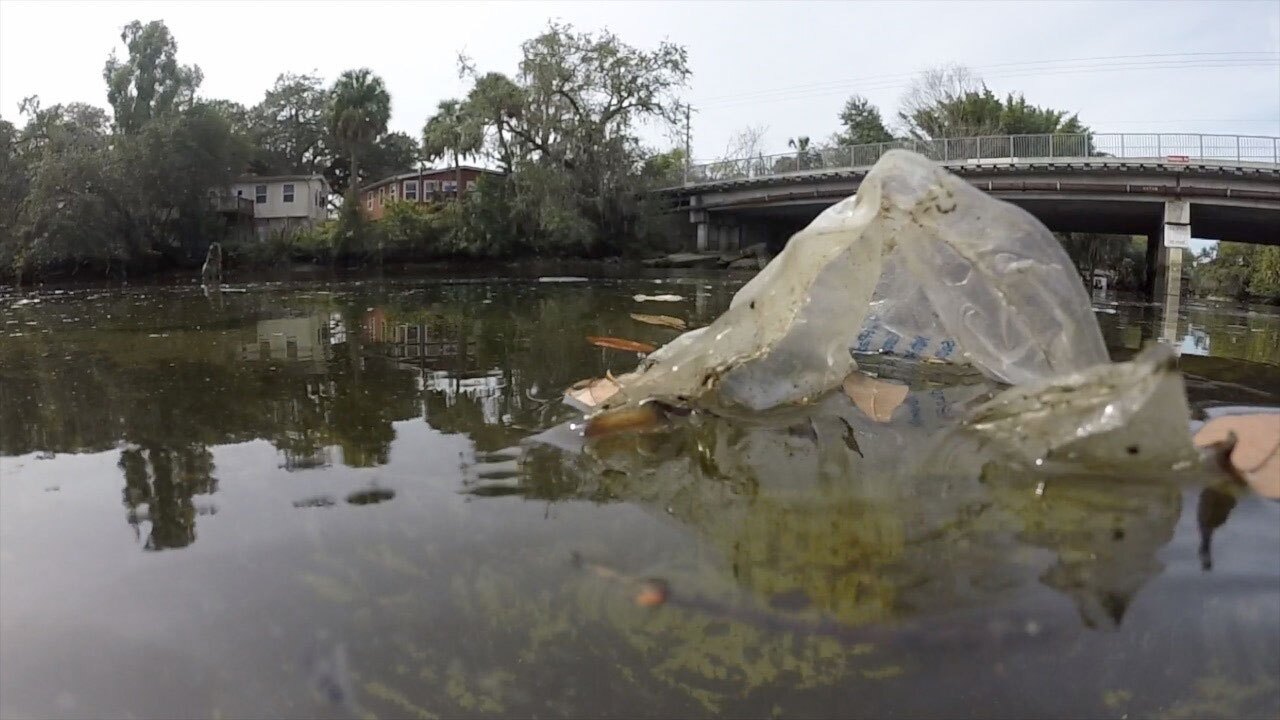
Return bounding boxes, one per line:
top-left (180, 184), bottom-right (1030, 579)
top-left (119, 444), bottom-right (217, 551)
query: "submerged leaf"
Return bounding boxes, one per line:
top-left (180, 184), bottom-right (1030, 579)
top-left (587, 336), bottom-right (656, 353)
top-left (842, 373), bottom-right (909, 422)
top-left (630, 313), bottom-right (688, 331)
top-left (564, 376), bottom-right (622, 411)
top-left (1194, 414), bottom-right (1280, 499)
top-left (584, 404), bottom-right (665, 438)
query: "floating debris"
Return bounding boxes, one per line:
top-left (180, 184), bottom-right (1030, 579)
top-left (584, 403), bottom-right (666, 438)
top-left (292, 496), bottom-right (338, 509)
top-left (632, 294), bottom-right (683, 302)
top-left (564, 376), bottom-right (622, 411)
top-left (538, 276), bottom-right (589, 283)
top-left (630, 313), bottom-right (687, 331)
top-left (586, 336), bottom-right (656, 354)
top-left (345, 487), bottom-right (396, 506)
top-left (842, 373), bottom-right (909, 422)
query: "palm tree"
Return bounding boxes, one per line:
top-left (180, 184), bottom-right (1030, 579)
top-left (422, 99), bottom-right (483, 201)
top-left (330, 69), bottom-right (391, 203)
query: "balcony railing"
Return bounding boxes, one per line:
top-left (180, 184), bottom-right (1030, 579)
top-left (209, 195), bottom-right (255, 214)
top-left (685, 132), bottom-right (1280, 185)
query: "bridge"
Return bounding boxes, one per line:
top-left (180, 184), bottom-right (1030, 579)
top-left (664, 133), bottom-right (1280, 296)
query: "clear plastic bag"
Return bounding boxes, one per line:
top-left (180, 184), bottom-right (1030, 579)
top-left (603, 149), bottom-right (1110, 413)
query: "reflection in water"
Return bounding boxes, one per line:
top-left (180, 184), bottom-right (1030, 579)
top-left (0, 281), bottom-right (1277, 719)
top-left (473, 384), bottom-right (1186, 636)
top-left (120, 444), bottom-right (217, 551)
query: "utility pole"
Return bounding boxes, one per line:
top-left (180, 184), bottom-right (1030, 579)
top-left (683, 103), bottom-right (692, 184)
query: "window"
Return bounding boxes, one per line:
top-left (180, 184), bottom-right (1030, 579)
top-left (367, 195), bottom-right (374, 210)
top-left (442, 180), bottom-right (458, 193)
top-left (465, 180), bottom-right (477, 191)
top-left (389, 183), bottom-right (397, 201)
top-left (283, 183), bottom-right (295, 203)
top-left (404, 180), bottom-right (418, 200)
top-left (379, 186), bottom-right (385, 203)
top-left (424, 180), bottom-right (438, 192)
top-left (255, 185), bottom-right (267, 204)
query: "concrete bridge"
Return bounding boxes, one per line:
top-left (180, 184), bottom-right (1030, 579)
top-left (664, 133), bottom-right (1280, 296)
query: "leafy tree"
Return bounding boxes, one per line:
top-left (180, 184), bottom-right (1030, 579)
top-left (329, 69), bottom-right (391, 204)
top-left (102, 20), bottom-right (202, 134)
top-left (249, 72), bottom-right (333, 175)
top-left (422, 98), bottom-right (484, 193)
top-left (454, 21), bottom-right (689, 254)
top-left (897, 65), bottom-right (1088, 140)
top-left (833, 95), bottom-right (893, 146)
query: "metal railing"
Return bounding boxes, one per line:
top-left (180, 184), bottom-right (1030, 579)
top-left (685, 133), bottom-right (1280, 184)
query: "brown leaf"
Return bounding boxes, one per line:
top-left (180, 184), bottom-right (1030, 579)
top-left (630, 313), bottom-right (687, 331)
top-left (564, 376), bottom-right (621, 411)
top-left (587, 336), bottom-right (656, 353)
top-left (842, 372), bottom-right (909, 423)
top-left (1194, 414), bottom-right (1280, 499)
top-left (584, 404), bottom-right (665, 438)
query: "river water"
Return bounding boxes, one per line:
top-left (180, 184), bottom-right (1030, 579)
top-left (1, 273), bottom-right (1277, 719)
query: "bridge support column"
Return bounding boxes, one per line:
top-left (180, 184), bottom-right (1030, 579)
top-left (691, 211), bottom-right (743, 253)
top-left (1146, 200), bottom-right (1191, 302)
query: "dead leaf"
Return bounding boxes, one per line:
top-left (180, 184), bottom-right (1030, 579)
top-left (584, 403), bottom-right (666, 438)
top-left (842, 372), bottom-right (909, 423)
top-left (630, 313), bottom-right (687, 331)
top-left (564, 376), bottom-right (621, 411)
top-left (587, 336), bottom-right (656, 353)
top-left (1194, 413), bottom-right (1280, 499)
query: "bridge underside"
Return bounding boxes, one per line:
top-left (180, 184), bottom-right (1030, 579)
top-left (711, 195), bottom-right (1278, 246)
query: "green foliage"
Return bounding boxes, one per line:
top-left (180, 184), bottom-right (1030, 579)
top-left (247, 72), bottom-right (332, 176)
top-left (449, 21), bottom-right (690, 256)
top-left (102, 20), bottom-right (202, 135)
top-left (834, 95), bottom-right (894, 146)
top-left (330, 69), bottom-right (391, 202)
top-left (1190, 242), bottom-right (1280, 301)
top-left (1058, 234), bottom-right (1149, 292)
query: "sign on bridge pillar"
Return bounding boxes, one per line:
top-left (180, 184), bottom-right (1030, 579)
top-left (1161, 200), bottom-right (1190, 301)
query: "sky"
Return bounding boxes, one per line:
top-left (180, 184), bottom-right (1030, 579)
top-left (1, 0), bottom-right (1276, 160)
top-left (0, 0), bottom-right (1274, 253)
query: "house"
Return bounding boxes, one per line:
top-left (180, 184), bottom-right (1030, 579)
top-left (231, 174), bottom-right (331, 239)
top-left (359, 166), bottom-right (503, 220)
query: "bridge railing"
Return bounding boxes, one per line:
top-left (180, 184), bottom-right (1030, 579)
top-left (686, 133), bottom-right (1280, 184)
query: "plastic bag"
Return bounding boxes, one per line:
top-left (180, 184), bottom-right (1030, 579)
top-left (960, 343), bottom-right (1198, 468)
top-left (602, 149), bottom-right (1109, 413)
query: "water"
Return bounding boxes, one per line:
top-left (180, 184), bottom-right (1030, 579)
top-left (1, 276), bottom-right (1277, 719)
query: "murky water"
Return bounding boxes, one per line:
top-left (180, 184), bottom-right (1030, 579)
top-left (1, 275), bottom-right (1277, 719)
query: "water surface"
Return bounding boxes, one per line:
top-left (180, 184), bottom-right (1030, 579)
top-left (1, 277), bottom-right (1277, 719)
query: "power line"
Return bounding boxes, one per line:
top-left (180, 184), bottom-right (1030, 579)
top-left (692, 51), bottom-right (1279, 105)
top-left (694, 59), bottom-right (1280, 111)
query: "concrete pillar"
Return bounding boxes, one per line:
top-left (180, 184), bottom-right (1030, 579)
top-left (1157, 200), bottom-right (1191, 345)
top-left (696, 222), bottom-right (710, 252)
top-left (1146, 200), bottom-right (1191, 301)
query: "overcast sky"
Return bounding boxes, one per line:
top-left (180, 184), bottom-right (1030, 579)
top-left (2, 0), bottom-right (1277, 161)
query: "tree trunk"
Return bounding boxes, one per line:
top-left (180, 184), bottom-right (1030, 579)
top-left (455, 148), bottom-right (462, 202)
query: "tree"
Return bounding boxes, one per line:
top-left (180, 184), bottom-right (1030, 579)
top-left (834, 95), bottom-right (893, 146)
top-left (453, 21), bottom-right (690, 254)
top-left (102, 20), bottom-right (202, 135)
top-left (250, 72), bottom-right (333, 175)
top-left (329, 69), bottom-right (391, 204)
top-left (896, 64), bottom-right (1088, 141)
top-left (422, 98), bottom-right (484, 195)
